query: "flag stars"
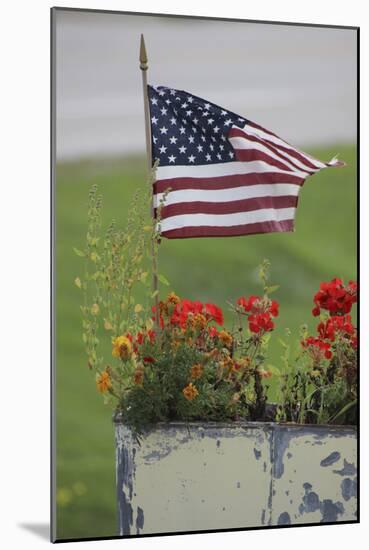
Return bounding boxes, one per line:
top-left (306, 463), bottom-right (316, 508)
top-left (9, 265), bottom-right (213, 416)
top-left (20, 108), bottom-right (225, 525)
top-left (169, 136), bottom-right (178, 144)
top-left (188, 135), bottom-right (195, 143)
top-left (158, 90), bottom-right (166, 96)
top-left (213, 126), bottom-right (220, 133)
top-left (193, 117), bottom-right (199, 124)
top-left (160, 126), bottom-right (168, 134)
top-left (217, 153), bottom-right (222, 160)
top-left (207, 118), bottom-right (214, 125)
top-left (188, 155), bottom-right (196, 163)
top-left (159, 145), bottom-right (167, 154)
top-left (219, 144), bottom-right (224, 151)
top-left (224, 119), bottom-right (232, 126)
top-left (181, 102), bottom-right (188, 108)
top-left (187, 96), bottom-right (194, 103)
top-left (210, 144), bottom-right (214, 151)
top-left (228, 151), bottom-right (234, 158)
top-left (179, 127), bottom-right (186, 135)
top-left (165, 99), bottom-right (171, 105)
top-left (197, 144), bottom-right (203, 152)
top-left (151, 116), bottom-right (158, 125)
top-left (206, 153), bottom-right (211, 161)
top-left (170, 117), bottom-right (177, 125)
top-left (168, 155), bottom-right (176, 163)
top-left (150, 97), bottom-right (158, 105)
top-left (179, 145), bottom-right (187, 154)
top-left (160, 107), bottom-right (168, 115)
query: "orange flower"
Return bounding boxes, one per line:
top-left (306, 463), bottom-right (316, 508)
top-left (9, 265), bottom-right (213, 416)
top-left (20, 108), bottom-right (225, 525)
top-left (238, 357), bottom-right (251, 369)
top-left (133, 368), bottom-right (144, 385)
top-left (96, 370), bottom-right (112, 393)
top-left (190, 363), bottom-right (204, 380)
top-left (258, 368), bottom-right (272, 379)
top-left (112, 335), bottom-right (132, 360)
top-left (166, 291), bottom-right (180, 306)
top-left (220, 355), bottom-right (234, 370)
top-left (182, 383), bottom-right (199, 401)
top-left (193, 313), bottom-right (207, 330)
top-left (218, 330), bottom-right (233, 349)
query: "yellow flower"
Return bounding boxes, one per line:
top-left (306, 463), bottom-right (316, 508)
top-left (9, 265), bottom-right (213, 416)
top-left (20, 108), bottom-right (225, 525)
top-left (219, 330), bottom-right (233, 349)
top-left (190, 363), bottom-right (204, 380)
top-left (182, 383), bottom-right (199, 401)
top-left (112, 335), bottom-right (132, 360)
top-left (96, 370), bottom-right (112, 393)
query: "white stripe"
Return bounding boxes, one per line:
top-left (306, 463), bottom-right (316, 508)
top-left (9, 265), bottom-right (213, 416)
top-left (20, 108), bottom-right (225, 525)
top-left (230, 125), bottom-right (321, 174)
top-left (159, 207), bottom-right (296, 232)
top-left (228, 134), bottom-right (312, 177)
top-left (244, 124), bottom-right (327, 169)
top-left (154, 183), bottom-right (300, 208)
top-left (156, 161), bottom-right (308, 181)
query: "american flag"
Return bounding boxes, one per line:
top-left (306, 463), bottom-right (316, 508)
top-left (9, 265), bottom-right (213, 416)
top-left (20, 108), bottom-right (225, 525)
top-left (148, 85), bottom-right (344, 239)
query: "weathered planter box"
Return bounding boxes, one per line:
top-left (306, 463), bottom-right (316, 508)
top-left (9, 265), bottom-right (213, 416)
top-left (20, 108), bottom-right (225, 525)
top-left (114, 415), bottom-right (357, 536)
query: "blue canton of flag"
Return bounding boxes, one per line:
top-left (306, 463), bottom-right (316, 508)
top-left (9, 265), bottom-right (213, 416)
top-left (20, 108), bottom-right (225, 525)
top-left (148, 85), bottom-right (247, 167)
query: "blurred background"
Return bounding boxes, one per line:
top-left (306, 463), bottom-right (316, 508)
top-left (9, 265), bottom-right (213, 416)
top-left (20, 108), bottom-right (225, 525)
top-left (54, 8), bottom-right (357, 540)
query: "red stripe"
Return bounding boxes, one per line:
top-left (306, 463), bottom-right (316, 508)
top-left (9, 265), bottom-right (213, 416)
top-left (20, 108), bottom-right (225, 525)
top-left (154, 172), bottom-right (303, 194)
top-left (260, 136), bottom-right (324, 170)
top-left (243, 123), bottom-right (324, 170)
top-left (155, 195), bottom-right (298, 218)
top-left (228, 127), bottom-right (315, 175)
top-left (161, 219), bottom-right (295, 239)
top-left (233, 148), bottom-right (304, 174)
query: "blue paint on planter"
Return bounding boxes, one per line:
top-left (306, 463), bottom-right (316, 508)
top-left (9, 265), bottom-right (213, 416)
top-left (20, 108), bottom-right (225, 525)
top-left (136, 506), bottom-right (144, 533)
top-left (254, 448), bottom-right (262, 460)
top-left (341, 477), bottom-right (357, 501)
top-left (278, 512), bottom-right (291, 525)
top-left (333, 459), bottom-right (357, 477)
top-left (320, 451), bottom-right (341, 467)
top-left (320, 499), bottom-right (344, 523)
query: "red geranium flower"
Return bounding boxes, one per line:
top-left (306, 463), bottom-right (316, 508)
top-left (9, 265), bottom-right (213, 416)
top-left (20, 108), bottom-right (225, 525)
top-left (312, 278), bottom-right (357, 316)
top-left (205, 303), bottom-right (224, 326)
top-left (301, 336), bottom-right (332, 360)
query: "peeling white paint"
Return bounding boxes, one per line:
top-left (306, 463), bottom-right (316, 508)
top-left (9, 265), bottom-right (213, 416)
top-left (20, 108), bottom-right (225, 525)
top-left (114, 420), bottom-right (357, 535)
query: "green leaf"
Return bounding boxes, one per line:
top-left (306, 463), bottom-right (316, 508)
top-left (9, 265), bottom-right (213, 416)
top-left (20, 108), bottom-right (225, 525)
top-left (73, 247), bottom-right (85, 257)
top-left (158, 273), bottom-right (170, 286)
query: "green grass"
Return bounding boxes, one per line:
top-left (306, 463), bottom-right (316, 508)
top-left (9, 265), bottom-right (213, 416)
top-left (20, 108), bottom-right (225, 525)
top-left (55, 145), bottom-right (357, 539)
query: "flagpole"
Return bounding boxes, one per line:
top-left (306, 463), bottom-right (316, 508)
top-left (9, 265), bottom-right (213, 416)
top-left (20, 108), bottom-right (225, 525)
top-left (139, 34), bottom-right (160, 329)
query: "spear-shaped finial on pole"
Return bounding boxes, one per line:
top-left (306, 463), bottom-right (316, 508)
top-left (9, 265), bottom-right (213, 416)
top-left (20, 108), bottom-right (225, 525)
top-left (139, 34), bottom-right (160, 329)
top-left (139, 33), bottom-right (148, 71)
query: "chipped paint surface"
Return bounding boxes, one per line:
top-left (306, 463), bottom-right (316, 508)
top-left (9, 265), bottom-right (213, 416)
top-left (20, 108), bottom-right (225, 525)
top-left (115, 420), bottom-right (357, 535)
top-left (271, 425), bottom-right (357, 525)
